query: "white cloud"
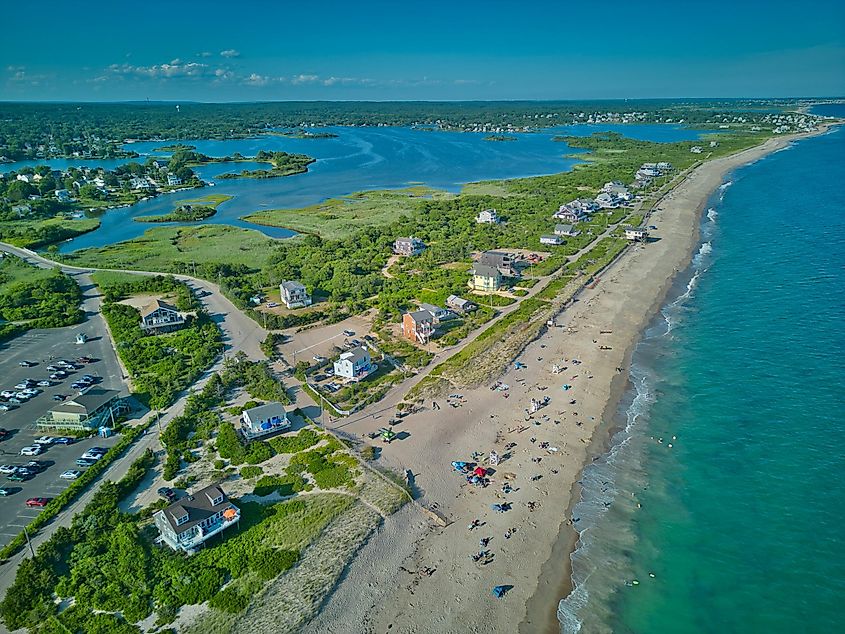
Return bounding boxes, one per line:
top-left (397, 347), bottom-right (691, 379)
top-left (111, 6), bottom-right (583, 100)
top-left (197, 51), bottom-right (212, 58)
top-left (220, 49), bottom-right (241, 58)
top-left (107, 61), bottom-right (217, 80)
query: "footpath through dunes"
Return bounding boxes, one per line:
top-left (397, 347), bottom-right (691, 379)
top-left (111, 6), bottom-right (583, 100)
top-left (299, 128), bottom-right (824, 634)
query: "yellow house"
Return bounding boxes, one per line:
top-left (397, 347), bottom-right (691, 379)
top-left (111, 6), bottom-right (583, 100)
top-left (469, 264), bottom-right (502, 292)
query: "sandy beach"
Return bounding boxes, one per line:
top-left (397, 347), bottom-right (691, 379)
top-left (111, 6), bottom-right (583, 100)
top-left (300, 129), bottom-right (821, 634)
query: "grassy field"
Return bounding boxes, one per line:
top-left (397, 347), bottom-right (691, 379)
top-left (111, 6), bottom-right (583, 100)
top-left (242, 186), bottom-right (454, 240)
top-left (0, 217), bottom-right (100, 249)
top-left (60, 224), bottom-right (278, 273)
top-left (89, 270), bottom-right (154, 287)
top-left (0, 253), bottom-right (55, 292)
top-left (174, 193), bottom-right (234, 207)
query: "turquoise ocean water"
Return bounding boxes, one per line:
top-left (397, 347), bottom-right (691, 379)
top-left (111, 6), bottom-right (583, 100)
top-left (559, 123), bottom-right (845, 633)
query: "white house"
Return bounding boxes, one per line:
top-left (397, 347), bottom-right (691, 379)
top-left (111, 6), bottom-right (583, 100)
top-left (476, 208), bottom-right (500, 224)
top-left (554, 206), bottom-right (586, 224)
top-left (55, 189), bottom-right (72, 203)
top-left (167, 174), bottom-right (182, 186)
top-left (280, 280), bottom-right (312, 309)
top-left (241, 402), bottom-right (289, 439)
top-left (690, 146), bottom-right (703, 154)
top-left (446, 294), bottom-right (477, 313)
top-left (334, 346), bottom-right (373, 380)
top-left (393, 236), bottom-right (426, 256)
top-left (154, 485), bottom-right (240, 554)
top-left (540, 235), bottom-right (563, 246)
top-left (419, 303), bottom-right (451, 321)
top-left (624, 226), bottom-right (649, 241)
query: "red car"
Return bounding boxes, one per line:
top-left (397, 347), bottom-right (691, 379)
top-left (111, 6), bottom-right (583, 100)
top-left (25, 497), bottom-right (49, 508)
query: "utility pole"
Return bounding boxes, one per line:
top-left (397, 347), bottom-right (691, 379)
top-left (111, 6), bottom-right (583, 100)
top-left (24, 526), bottom-right (35, 558)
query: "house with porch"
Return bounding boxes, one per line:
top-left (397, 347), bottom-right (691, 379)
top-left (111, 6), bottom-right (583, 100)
top-left (280, 280), bottom-right (312, 309)
top-left (555, 224), bottom-right (580, 237)
top-left (540, 234), bottom-right (563, 246)
top-left (154, 485), bottom-right (240, 554)
top-left (469, 264), bottom-right (502, 292)
top-left (334, 346), bottom-right (373, 380)
top-left (403, 310), bottom-right (435, 344)
top-left (36, 388), bottom-right (128, 431)
top-left (241, 402), bottom-right (289, 439)
top-left (140, 299), bottom-right (185, 333)
top-left (479, 250), bottom-right (517, 277)
top-left (446, 294), bottom-right (477, 313)
top-left (476, 208), bottom-right (500, 224)
top-left (393, 236), bottom-right (426, 256)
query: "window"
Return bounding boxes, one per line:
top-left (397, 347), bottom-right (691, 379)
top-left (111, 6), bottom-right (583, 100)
top-left (175, 513), bottom-right (189, 526)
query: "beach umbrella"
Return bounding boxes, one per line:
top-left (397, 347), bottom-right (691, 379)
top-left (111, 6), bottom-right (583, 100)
top-left (474, 466), bottom-right (487, 477)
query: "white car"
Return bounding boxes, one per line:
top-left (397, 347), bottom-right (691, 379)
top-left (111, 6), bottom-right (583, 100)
top-left (34, 436), bottom-right (54, 446)
top-left (80, 452), bottom-right (102, 461)
top-left (0, 465), bottom-right (17, 475)
top-left (20, 446), bottom-right (42, 456)
top-left (59, 470), bottom-right (81, 480)
top-left (14, 383), bottom-right (30, 390)
top-left (15, 392), bottom-right (30, 401)
top-left (22, 388), bottom-right (39, 396)
top-left (0, 404), bottom-right (9, 412)
top-left (267, 301), bottom-right (279, 308)
top-left (37, 380), bottom-right (52, 387)
top-left (313, 355), bottom-right (326, 362)
top-left (1, 390), bottom-right (15, 399)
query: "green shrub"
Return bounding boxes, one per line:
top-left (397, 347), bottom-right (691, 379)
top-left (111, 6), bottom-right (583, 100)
top-left (208, 587), bottom-right (249, 613)
top-left (267, 428), bottom-right (321, 454)
top-left (240, 465), bottom-right (263, 479)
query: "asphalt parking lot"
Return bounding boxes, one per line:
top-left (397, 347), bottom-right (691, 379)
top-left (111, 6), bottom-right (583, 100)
top-left (0, 275), bottom-right (127, 547)
top-left (276, 315), bottom-right (372, 367)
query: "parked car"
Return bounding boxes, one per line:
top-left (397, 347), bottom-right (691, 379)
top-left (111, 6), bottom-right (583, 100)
top-left (1, 391), bottom-right (15, 399)
top-left (53, 394), bottom-right (67, 402)
top-left (75, 458), bottom-right (97, 467)
top-left (88, 447), bottom-right (108, 455)
top-left (37, 380), bottom-right (52, 387)
top-left (7, 473), bottom-right (28, 482)
top-left (0, 488), bottom-right (10, 496)
top-left (22, 388), bottom-right (40, 396)
top-left (60, 470), bottom-right (82, 480)
top-left (47, 365), bottom-right (60, 372)
top-left (18, 360), bottom-right (36, 367)
top-left (157, 487), bottom-right (176, 501)
top-left (14, 383), bottom-right (30, 390)
top-left (8, 398), bottom-right (22, 405)
top-left (0, 428), bottom-right (8, 439)
top-left (313, 355), bottom-right (326, 362)
top-left (20, 446), bottom-right (42, 456)
top-left (26, 497), bottom-right (50, 507)
top-left (53, 436), bottom-right (74, 445)
top-left (342, 329), bottom-right (355, 337)
top-left (50, 373), bottom-right (66, 380)
top-left (0, 405), bottom-right (9, 412)
top-left (267, 302), bottom-right (279, 308)
top-left (81, 375), bottom-right (98, 383)
top-left (33, 436), bottom-right (54, 446)
top-left (0, 465), bottom-right (17, 475)
top-left (15, 392), bottom-right (31, 400)
top-left (23, 461), bottom-right (46, 473)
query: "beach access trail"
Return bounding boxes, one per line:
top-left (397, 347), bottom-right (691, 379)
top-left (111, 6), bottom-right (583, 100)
top-left (301, 130), bottom-right (821, 634)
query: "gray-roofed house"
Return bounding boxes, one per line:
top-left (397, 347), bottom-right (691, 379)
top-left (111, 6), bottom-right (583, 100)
top-left (241, 402), bottom-right (289, 439)
top-left (280, 280), bottom-right (312, 309)
top-left (154, 485), bottom-right (240, 553)
top-left (140, 299), bottom-right (185, 334)
top-left (478, 250), bottom-right (516, 276)
top-left (624, 226), bottom-right (649, 241)
top-left (419, 303), bottom-right (451, 321)
top-left (554, 224), bottom-right (580, 237)
top-left (36, 388), bottom-right (128, 431)
top-left (334, 346), bottom-right (373, 380)
top-left (393, 236), bottom-right (426, 256)
top-left (403, 309), bottom-right (435, 344)
top-left (469, 264), bottom-right (503, 292)
top-left (446, 294), bottom-right (478, 313)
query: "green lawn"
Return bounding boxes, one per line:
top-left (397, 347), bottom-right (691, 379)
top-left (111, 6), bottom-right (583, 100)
top-left (242, 186), bottom-right (454, 240)
top-left (0, 217), bottom-right (100, 249)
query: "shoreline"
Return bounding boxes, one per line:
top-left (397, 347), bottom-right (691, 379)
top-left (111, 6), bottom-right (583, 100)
top-left (523, 124), bottom-right (835, 634)
top-left (296, 126), bottom-right (834, 634)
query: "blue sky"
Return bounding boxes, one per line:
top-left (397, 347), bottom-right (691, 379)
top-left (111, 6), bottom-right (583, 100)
top-left (2, 0), bottom-right (844, 101)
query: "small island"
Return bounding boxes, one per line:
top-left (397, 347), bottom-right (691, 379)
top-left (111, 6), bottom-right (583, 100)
top-left (268, 128), bottom-right (339, 139)
top-left (134, 194), bottom-right (232, 223)
top-left (215, 150), bottom-right (316, 179)
top-left (484, 134), bottom-right (518, 142)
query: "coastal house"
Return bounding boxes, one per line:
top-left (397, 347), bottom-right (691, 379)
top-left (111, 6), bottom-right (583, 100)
top-left (167, 174), bottom-right (182, 186)
top-left (140, 299), bottom-right (185, 333)
top-left (130, 176), bottom-right (153, 190)
top-left (393, 236), bottom-right (426, 256)
top-left (657, 162), bottom-right (672, 171)
top-left (241, 402), bottom-right (289, 439)
top-left (690, 146), bottom-right (703, 154)
top-left (476, 208), bottom-right (500, 224)
top-left (419, 303), bottom-right (452, 321)
top-left (469, 264), bottom-right (503, 292)
top-left (479, 250), bottom-right (517, 277)
top-left (554, 224), bottom-right (580, 237)
top-left (403, 310), bottom-right (435, 344)
top-left (280, 280), bottom-right (312, 309)
top-left (154, 485), bottom-right (240, 554)
top-left (595, 192), bottom-right (618, 209)
top-left (36, 388), bottom-right (128, 431)
top-left (540, 235), bottom-right (563, 246)
top-left (333, 346), bottom-right (373, 380)
top-left (624, 226), bottom-right (649, 241)
top-left (54, 189), bottom-right (72, 203)
top-left (554, 206), bottom-right (586, 224)
top-left (446, 294), bottom-right (477, 313)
